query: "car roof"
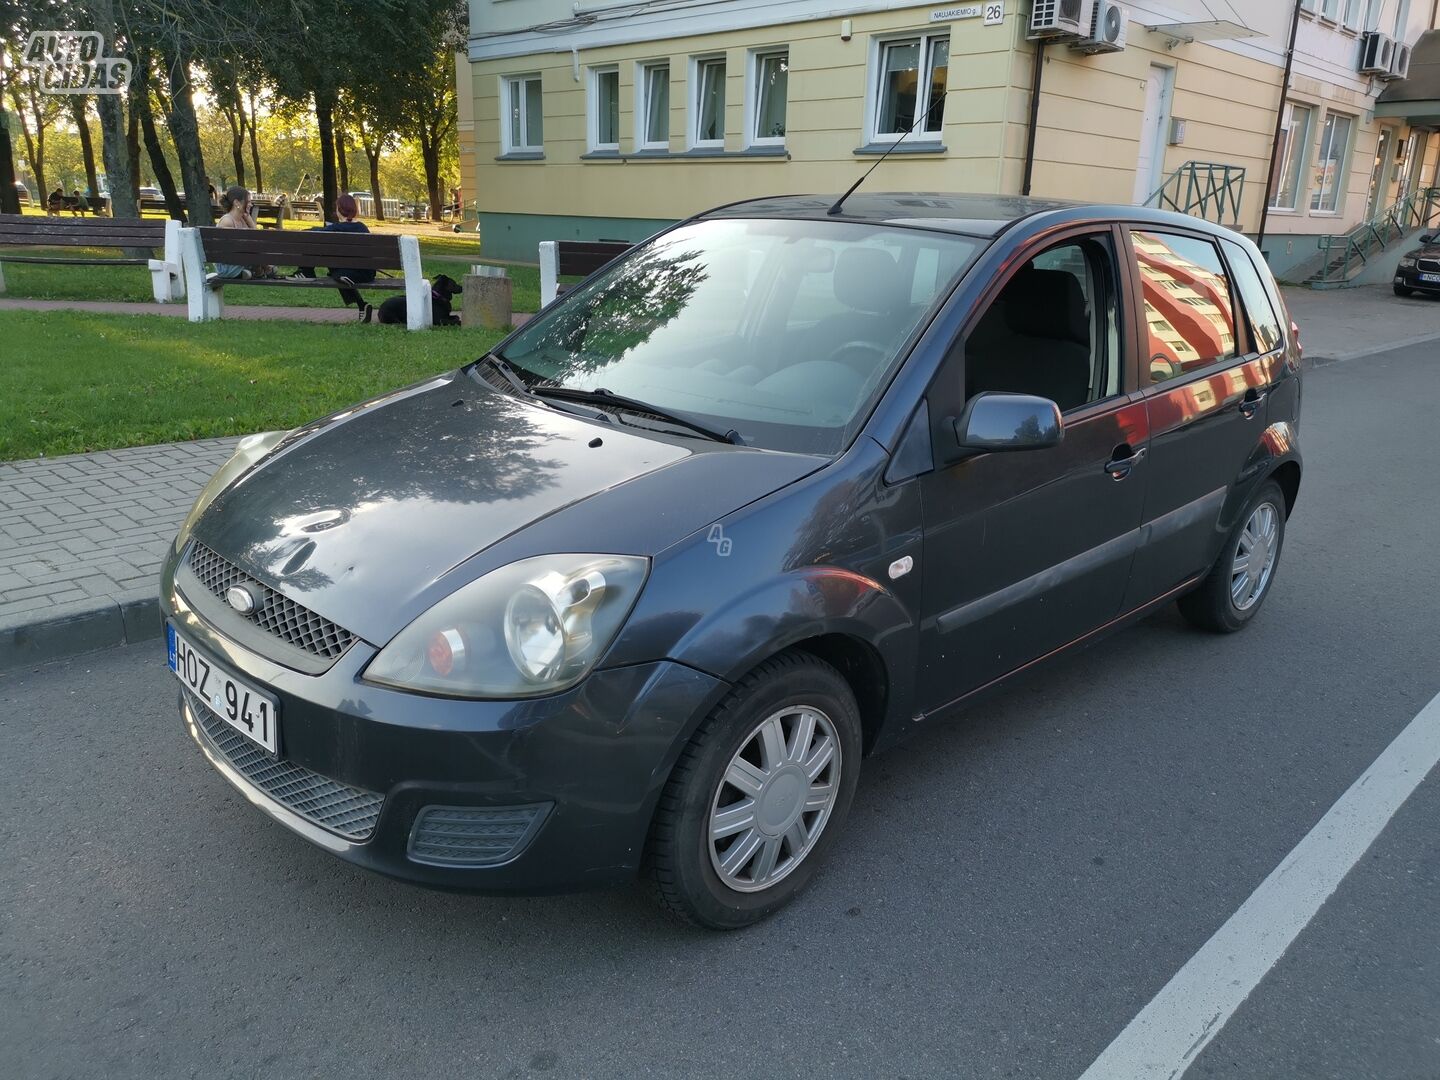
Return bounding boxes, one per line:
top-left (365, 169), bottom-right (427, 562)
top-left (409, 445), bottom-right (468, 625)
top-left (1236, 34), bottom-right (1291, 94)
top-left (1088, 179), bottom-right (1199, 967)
top-left (699, 192), bottom-right (1086, 238)
top-left (697, 191), bottom-right (1241, 243)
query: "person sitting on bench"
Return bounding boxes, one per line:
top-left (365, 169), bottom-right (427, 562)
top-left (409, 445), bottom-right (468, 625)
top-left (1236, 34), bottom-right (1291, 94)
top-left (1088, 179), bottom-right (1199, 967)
top-left (213, 185), bottom-right (273, 280)
top-left (288, 193), bottom-right (377, 321)
top-left (48, 187), bottom-right (66, 215)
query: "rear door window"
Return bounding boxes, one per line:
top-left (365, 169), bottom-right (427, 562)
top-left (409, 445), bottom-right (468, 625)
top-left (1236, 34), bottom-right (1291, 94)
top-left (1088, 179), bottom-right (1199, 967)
top-left (1221, 238), bottom-right (1283, 354)
top-left (1129, 230), bottom-right (1237, 383)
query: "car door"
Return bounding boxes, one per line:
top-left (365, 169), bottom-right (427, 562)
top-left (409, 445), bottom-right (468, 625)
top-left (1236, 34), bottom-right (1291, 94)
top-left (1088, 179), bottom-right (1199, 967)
top-left (915, 228), bottom-right (1149, 713)
top-left (1119, 227), bottom-right (1283, 609)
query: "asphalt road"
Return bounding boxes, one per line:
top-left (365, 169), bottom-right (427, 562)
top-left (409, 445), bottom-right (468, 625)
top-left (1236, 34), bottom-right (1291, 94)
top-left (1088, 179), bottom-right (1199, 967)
top-left (4, 341), bottom-right (1438, 1080)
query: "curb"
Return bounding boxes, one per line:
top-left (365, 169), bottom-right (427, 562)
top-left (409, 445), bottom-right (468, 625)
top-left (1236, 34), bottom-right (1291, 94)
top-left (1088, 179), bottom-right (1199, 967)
top-left (0, 590), bottom-right (159, 674)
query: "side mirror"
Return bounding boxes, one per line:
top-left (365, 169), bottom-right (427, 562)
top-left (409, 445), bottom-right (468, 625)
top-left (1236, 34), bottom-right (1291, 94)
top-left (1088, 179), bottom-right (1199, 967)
top-left (952, 392), bottom-right (1063, 453)
top-left (1421, 234), bottom-right (1436, 245)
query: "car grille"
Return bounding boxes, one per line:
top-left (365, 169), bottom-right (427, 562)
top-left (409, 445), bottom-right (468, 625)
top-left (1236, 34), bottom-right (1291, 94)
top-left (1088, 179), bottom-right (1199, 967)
top-left (184, 688), bottom-right (384, 841)
top-left (1418, 258), bottom-right (1440, 273)
top-left (408, 804), bottom-right (550, 867)
top-left (187, 541), bottom-right (356, 660)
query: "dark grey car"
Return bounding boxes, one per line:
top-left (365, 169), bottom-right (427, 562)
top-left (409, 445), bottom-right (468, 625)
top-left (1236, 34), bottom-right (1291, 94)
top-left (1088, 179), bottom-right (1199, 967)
top-left (162, 194), bottom-right (1302, 928)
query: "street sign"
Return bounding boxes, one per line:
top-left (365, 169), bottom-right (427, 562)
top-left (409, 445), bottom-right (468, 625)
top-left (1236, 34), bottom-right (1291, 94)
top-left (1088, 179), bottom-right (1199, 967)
top-left (984, 2), bottom-right (1005, 25)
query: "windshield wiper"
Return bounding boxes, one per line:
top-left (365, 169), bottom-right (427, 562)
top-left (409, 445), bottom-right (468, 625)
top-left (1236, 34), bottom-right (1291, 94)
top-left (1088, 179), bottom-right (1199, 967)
top-left (474, 353), bottom-right (534, 398)
top-left (532, 386), bottom-right (743, 445)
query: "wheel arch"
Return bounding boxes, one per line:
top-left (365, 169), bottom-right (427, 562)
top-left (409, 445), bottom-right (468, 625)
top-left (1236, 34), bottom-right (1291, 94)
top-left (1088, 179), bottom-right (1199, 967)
top-left (1269, 458), bottom-right (1301, 517)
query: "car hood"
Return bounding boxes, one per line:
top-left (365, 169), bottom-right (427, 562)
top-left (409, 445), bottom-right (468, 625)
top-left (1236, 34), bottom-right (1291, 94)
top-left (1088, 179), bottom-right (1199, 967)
top-left (191, 371), bottom-right (820, 644)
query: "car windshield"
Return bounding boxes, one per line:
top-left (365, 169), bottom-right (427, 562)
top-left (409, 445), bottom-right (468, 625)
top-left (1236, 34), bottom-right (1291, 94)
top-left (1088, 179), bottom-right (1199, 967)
top-left (494, 218), bottom-right (981, 454)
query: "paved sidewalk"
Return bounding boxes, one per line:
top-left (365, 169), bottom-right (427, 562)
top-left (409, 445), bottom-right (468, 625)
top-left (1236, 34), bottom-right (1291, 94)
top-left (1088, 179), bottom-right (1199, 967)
top-left (1, 439), bottom-right (237, 670)
top-left (1, 285), bottom-right (1436, 671)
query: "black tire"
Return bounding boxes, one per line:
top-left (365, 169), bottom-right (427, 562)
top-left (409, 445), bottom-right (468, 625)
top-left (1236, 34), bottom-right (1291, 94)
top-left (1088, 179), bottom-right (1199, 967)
top-left (648, 651), bottom-right (862, 930)
top-left (1178, 480), bottom-right (1287, 633)
top-left (1395, 284), bottom-right (1415, 297)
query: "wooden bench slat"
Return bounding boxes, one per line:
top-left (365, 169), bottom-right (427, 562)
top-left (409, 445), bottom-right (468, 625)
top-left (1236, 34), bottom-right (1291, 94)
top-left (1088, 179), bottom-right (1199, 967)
top-left (208, 276), bottom-right (406, 290)
top-left (0, 255), bottom-right (150, 265)
top-left (196, 227), bottom-right (404, 269)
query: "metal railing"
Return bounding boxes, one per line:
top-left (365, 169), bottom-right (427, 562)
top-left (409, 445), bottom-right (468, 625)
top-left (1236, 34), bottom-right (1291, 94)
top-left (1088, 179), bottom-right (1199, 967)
top-left (1308, 187), bottom-right (1440, 285)
top-left (1144, 162), bottom-right (1247, 226)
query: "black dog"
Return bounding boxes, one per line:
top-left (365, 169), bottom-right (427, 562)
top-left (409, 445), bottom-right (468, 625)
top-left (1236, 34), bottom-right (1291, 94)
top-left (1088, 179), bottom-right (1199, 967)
top-left (376, 274), bottom-right (463, 326)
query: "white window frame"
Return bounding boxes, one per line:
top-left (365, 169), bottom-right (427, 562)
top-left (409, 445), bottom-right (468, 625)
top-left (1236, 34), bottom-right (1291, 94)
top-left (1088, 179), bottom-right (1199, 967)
top-left (744, 47), bottom-right (789, 148)
top-left (635, 60), bottom-right (671, 151)
top-left (1340, 0), bottom-right (1363, 30)
top-left (864, 31), bottom-right (950, 146)
top-left (500, 73), bottom-right (543, 155)
top-left (1318, 0), bottom-right (1340, 22)
top-left (587, 65), bottom-right (620, 153)
top-left (1270, 101), bottom-right (1316, 212)
top-left (1311, 109), bottom-right (1355, 215)
top-left (1392, 0), bottom-right (1410, 37)
top-left (1361, 0), bottom-right (1383, 29)
top-left (688, 54), bottom-right (727, 150)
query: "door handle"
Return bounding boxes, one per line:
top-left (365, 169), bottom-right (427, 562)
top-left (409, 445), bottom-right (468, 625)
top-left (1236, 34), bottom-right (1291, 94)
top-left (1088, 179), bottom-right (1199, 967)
top-left (1239, 388), bottom-right (1267, 419)
top-left (1104, 445), bottom-right (1147, 480)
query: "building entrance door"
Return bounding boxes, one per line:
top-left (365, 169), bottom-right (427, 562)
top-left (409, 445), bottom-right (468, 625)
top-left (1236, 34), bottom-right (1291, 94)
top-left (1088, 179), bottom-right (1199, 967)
top-left (1367, 126), bottom-right (1397, 219)
top-left (1133, 65), bottom-right (1174, 205)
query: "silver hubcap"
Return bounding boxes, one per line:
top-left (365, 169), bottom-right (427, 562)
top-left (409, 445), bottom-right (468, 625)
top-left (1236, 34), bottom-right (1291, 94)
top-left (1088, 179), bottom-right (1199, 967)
top-left (1231, 501), bottom-right (1280, 611)
top-left (708, 704), bottom-right (842, 893)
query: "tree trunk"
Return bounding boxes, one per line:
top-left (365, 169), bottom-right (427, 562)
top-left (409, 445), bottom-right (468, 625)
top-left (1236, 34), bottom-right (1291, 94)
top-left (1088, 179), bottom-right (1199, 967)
top-left (137, 87), bottom-right (183, 219)
top-left (247, 86), bottom-right (263, 193)
top-left (366, 148), bottom-right (385, 221)
top-left (7, 92), bottom-right (43, 203)
top-left (125, 93), bottom-right (141, 200)
top-left (336, 124), bottom-right (349, 194)
top-left (420, 134), bottom-right (442, 222)
top-left (162, 47), bottom-right (213, 225)
top-left (87, 0), bottom-right (136, 221)
top-left (314, 89), bottom-right (338, 222)
top-left (0, 114), bottom-right (20, 214)
top-left (71, 98), bottom-right (100, 199)
top-left (227, 107), bottom-right (247, 188)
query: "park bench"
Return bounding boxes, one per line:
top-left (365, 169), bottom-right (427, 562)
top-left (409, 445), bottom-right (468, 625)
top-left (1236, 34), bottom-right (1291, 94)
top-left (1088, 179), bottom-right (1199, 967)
top-left (252, 204), bottom-right (285, 229)
top-left (289, 199), bottom-right (323, 221)
top-left (0, 213), bottom-right (185, 301)
top-left (537, 239), bottom-right (634, 306)
top-left (180, 226), bottom-right (432, 330)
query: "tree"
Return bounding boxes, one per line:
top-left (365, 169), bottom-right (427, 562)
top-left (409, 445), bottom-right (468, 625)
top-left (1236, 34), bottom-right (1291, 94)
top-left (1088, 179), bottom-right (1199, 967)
top-left (69, 97), bottom-right (100, 196)
top-left (385, 0), bottom-right (464, 220)
top-left (5, 57), bottom-right (64, 202)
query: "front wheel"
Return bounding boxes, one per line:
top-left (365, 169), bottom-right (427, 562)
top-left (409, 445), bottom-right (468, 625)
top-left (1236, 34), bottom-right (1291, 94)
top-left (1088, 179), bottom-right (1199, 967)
top-left (1178, 480), bottom-right (1287, 633)
top-left (648, 652), bottom-right (862, 929)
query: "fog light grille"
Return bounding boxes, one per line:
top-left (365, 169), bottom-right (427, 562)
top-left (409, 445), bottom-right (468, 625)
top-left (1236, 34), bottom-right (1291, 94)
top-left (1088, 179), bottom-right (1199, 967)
top-left (408, 804), bottom-right (550, 867)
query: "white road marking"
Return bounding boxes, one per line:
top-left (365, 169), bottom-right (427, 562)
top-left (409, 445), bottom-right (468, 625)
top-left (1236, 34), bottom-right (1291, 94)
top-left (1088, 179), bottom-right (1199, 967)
top-left (1078, 689), bottom-right (1440, 1080)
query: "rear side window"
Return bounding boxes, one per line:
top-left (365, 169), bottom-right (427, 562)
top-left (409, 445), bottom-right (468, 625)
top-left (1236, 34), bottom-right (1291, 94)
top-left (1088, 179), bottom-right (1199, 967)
top-left (1130, 230), bottom-right (1237, 383)
top-left (1221, 238), bottom-right (1283, 354)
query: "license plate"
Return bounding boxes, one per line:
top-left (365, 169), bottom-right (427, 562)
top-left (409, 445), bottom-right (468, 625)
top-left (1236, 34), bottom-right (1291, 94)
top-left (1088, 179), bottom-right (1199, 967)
top-left (1420, 273), bottom-right (1440, 284)
top-left (168, 623), bottom-right (280, 753)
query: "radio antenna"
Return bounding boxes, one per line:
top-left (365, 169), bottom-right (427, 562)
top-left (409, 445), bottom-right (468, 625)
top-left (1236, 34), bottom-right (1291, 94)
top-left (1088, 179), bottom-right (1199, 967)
top-left (827, 90), bottom-right (949, 217)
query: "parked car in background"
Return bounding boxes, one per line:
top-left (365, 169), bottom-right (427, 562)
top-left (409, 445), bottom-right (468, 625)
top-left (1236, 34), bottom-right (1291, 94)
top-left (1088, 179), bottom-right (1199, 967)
top-left (1393, 232), bottom-right (1440, 297)
top-left (161, 194), bottom-right (1303, 929)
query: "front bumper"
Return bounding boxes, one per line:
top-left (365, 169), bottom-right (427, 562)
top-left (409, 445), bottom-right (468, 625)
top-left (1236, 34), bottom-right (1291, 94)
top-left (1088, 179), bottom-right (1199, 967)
top-left (162, 560), bottom-right (727, 894)
top-left (1394, 265), bottom-right (1440, 291)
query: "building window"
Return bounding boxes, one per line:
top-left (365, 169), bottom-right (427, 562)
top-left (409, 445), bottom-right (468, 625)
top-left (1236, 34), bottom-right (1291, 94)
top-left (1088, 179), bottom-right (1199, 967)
top-left (747, 49), bottom-right (788, 146)
top-left (1311, 110), bottom-right (1353, 213)
top-left (1318, 0), bottom-right (1340, 20)
top-left (637, 61), bottom-right (671, 150)
top-left (1362, 0), bottom-right (1383, 29)
top-left (690, 56), bottom-right (726, 148)
top-left (870, 33), bottom-right (949, 143)
top-left (589, 66), bottom-right (620, 152)
top-left (1270, 102), bottom-right (1313, 210)
top-left (501, 74), bottom-right (543, 154)
top-left (1393, 0), bottom-right (1410, 36)
top-left (1341, 0), bottom-right (1363, 29)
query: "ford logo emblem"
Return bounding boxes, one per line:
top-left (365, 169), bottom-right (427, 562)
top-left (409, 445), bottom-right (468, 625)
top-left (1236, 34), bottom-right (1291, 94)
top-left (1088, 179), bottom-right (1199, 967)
top-left (226, 585), bottom-right (257, 614)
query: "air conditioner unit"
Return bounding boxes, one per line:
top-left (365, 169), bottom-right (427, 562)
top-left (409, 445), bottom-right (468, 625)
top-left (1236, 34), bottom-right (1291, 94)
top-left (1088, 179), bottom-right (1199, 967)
top-left (1359, 31), bottom-right (1395, 75)
top-left (1072, 0), bottom-right (1129, 54)
top-left (1029, 0), bottom-right (1091, 41)
top-left (1385, 43), bottom-right (1412, 80)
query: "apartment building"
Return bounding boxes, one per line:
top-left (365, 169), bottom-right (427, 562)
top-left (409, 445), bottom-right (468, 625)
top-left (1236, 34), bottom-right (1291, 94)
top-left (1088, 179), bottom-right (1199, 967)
top-left (462, 0), bottom-right (1440, 278)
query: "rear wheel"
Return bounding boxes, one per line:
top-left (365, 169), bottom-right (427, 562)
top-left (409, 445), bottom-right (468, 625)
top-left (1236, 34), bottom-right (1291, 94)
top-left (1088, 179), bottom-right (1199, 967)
top-left (1395, 284), bottom-right (1415, 297)
top-left (1178, 480), bottom-right (1286, 633)
top-left (649, 652), bottom-right (861, 929)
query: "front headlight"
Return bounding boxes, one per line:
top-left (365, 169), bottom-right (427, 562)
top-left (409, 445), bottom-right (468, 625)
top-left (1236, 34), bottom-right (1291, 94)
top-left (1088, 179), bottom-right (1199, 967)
top-left (173, 429), bottom-right (292, 552)
top-left (1399, 256), bottom-right (1418, 268)
top-left (363, 554), bottom-right (649, 698)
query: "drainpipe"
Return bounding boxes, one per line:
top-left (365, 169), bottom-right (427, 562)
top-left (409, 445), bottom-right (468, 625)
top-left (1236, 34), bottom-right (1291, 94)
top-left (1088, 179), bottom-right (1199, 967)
top-left (1257, 0), bottom-right (1304, 254)
top-left (1022, 40), bottom-right (1047, 196)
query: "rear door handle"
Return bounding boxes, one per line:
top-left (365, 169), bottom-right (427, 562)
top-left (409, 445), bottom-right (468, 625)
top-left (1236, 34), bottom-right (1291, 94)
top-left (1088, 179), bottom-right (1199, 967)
top-left (1104, 445), bottom-right (1147, 480)
top-left (1239, 388), bottom-right (1267, 419)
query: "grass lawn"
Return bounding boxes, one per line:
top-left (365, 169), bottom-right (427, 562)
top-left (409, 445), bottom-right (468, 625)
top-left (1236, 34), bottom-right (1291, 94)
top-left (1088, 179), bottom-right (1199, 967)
top-left (0, 235), bottom-right (546, 313)
top-left (0, 309), bottom-right (506, 461)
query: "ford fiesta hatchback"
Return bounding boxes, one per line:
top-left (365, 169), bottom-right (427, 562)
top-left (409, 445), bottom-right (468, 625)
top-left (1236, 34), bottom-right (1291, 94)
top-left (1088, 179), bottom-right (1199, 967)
top-left (162, 194), bottom-right (1302, 929)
